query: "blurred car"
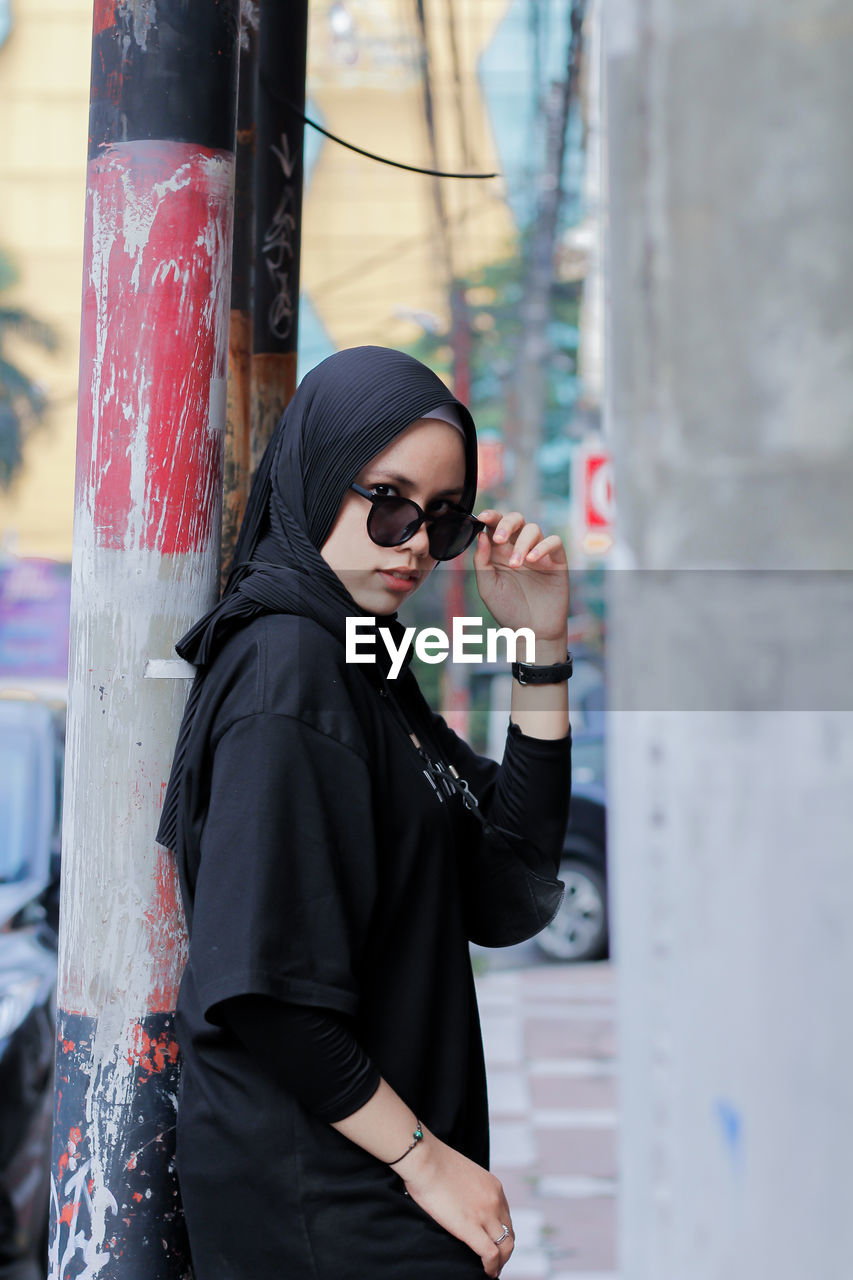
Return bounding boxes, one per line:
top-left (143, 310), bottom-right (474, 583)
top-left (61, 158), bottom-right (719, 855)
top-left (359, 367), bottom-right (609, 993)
top-left (0, 698), bottom-right (63, 1279)
top-left (536, 663), bottom-right (608, 964)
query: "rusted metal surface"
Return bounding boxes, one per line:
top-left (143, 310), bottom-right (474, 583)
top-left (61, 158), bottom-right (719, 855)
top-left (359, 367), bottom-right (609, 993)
top-left (249, 350), bottom-right (296, 474)
top-left (221, 14), bottom-right (257, 586)
top-left (222, 309), bottom-right (252, 586)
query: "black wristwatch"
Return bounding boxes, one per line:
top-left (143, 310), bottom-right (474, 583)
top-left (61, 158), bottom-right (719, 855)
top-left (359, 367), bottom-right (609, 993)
top-left (511, 651), bottom-right (574, 685)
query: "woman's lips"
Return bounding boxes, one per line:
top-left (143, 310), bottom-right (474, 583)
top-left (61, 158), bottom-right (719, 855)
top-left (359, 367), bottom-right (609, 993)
top-left (378, 569), bottom-right (419, 592)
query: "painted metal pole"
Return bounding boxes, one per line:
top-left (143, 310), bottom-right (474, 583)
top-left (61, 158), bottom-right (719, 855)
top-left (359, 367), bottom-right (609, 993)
top-left (222, 10), bottom-right (259, 586)
top-left (511, 0), bottom-right (584, 525)
top-left (605, 2), bottom-right (853, 1277)
top-left (250, 0), bottom-right (308, 473)
top-left (51, 3), bottom-right (239, 1276)
top-left (412, 3), bottom-right (472, 735)
top-left (442, 281), bottom-right (472, 736)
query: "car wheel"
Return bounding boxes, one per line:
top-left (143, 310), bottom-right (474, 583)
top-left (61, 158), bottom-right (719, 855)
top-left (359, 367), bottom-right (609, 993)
top-left (536, 852), bottom-right (608, 963)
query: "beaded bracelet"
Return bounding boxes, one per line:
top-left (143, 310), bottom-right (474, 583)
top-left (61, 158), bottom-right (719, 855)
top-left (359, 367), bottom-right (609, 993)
top-left (387, 1121), bottom-right (424, 1166)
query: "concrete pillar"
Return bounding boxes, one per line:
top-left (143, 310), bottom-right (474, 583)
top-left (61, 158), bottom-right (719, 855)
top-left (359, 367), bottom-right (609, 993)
top-left (604, 2), bottom-right (853, 1277)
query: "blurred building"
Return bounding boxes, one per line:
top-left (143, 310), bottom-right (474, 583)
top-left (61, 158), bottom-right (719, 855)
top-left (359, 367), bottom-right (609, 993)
top-left (301, 0), bottom-right (516, 364)
top-left (0, 0), bottom-right (586, 561)
top-left (0, 0), bottom-right (90, 559)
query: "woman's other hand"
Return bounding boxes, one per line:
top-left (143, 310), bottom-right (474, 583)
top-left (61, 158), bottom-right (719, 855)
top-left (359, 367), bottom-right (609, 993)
top-left (397, 1129), bottom-right (514, 1277)
top-left (332, 1079), bottom-right (514, 1273)
top-left (473, 510), bottom-right (570, 648)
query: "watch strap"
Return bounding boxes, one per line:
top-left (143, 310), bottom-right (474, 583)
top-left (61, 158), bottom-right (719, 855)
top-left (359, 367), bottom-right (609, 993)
top-left (511, 651), bottom-right (574, 685)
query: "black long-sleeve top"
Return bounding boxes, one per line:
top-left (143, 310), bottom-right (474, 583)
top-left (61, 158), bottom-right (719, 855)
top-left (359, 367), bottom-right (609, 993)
top-left (172, 612), bottom-right (570, 1278)
top-left (216, 717), bottom-right (570, 1122)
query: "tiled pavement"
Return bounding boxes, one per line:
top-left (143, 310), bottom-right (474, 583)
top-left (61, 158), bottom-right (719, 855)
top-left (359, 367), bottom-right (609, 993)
top-left (474, 960), bottom-right (619, 1280)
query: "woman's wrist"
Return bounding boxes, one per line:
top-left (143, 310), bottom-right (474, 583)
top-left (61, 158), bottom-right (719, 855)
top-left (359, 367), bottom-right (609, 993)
top-left (391, 1125), bottom-right (438, 1181)
top-left (330, 1078), bottom-right (441, 1174)
top-left (528, 636), bottom-right (569, 667)
top-left (386, 1118), bottom-right (425, 1166)
top-left (509, 634), bottom-right (571, 740)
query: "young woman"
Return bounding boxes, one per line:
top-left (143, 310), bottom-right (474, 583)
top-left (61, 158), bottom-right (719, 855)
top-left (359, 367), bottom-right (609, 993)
top-left (157, 346), bottom-right (572, 1279)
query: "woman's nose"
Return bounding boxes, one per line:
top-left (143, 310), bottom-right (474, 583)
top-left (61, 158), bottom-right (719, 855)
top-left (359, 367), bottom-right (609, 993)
top-left (404, 521), bottom-right (432, 558)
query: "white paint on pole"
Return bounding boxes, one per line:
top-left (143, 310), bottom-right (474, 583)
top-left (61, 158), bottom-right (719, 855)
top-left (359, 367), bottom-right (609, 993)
top-left (144, 658), bottom-right (197, 679)
top-left (59, 546), bottom-right (216, 1015)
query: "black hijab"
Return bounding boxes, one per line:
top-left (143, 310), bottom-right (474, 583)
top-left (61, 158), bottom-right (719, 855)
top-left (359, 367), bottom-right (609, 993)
top-left (156, 345), bottom-right (478, 851)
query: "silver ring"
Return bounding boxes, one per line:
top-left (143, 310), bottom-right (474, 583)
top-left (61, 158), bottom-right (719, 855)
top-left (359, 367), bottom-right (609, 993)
top-left (494, 1225), bottom-right (512, 1246)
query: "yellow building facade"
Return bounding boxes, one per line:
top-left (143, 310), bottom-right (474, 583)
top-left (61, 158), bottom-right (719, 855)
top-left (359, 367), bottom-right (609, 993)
top-left (0, 0), bottom-right (91, 558)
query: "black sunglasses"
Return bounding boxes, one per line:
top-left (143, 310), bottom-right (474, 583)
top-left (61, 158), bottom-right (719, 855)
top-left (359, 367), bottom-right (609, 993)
top-left (350, 483), bottom-right (485, 562)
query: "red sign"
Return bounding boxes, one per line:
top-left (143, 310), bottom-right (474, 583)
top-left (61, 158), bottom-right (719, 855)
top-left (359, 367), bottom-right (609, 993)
top-left (584, 453), bottom-right (614, 529)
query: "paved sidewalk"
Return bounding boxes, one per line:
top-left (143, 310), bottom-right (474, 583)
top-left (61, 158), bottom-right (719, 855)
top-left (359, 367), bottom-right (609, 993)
top-left (474, 960), bottom-right (619, 1280)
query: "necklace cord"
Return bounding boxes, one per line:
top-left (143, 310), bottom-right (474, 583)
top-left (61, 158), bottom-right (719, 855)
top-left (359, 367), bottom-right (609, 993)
top-left (379, 683), bottom-right (482, 816)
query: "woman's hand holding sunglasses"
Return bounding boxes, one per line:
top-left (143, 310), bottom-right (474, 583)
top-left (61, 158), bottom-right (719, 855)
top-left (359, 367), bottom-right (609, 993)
top-left (472, 510), bottom-right (570, 649)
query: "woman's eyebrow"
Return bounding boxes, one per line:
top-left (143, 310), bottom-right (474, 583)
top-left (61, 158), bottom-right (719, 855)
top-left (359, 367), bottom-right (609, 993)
top-left (367, 470), bottom-right (464, 497)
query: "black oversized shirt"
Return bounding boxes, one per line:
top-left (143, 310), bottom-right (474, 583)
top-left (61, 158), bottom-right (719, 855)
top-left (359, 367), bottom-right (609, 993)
top-left (173, 612), bottom-right (570, 1279)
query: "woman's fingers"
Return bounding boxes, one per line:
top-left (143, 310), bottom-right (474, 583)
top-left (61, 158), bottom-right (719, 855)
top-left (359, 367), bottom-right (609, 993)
top-left (476, 509), bottom-right (537, 563)
top-left (479, 1220), bottom-right (514, 1276)
top-left (492, 1220), bottom-right (514, 1244)
top-left (480, 1238), bottom-right (502, 1277)
top-left (524, 532), bottom-right (567, 566)
top-left (473, 527), bottom-right (493, 570)
top-left (485, 1209), bottom-right (514, 1272)
top-left (475, 511), bottom-right (567, 569)
top-left (477, 509), bottom-right (525, 545)
top-left (479, 1239), bottom-right (503, 1278)
top-left (507, 523), bottom-right (542, 566)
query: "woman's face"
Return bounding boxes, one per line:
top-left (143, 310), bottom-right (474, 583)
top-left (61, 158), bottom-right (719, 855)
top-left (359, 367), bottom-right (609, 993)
top-left (320, 417), bottom-right (468, 615)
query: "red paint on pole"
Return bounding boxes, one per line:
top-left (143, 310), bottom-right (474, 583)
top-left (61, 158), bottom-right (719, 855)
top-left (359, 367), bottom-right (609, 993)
top-left (143, 847), bottom-right (188, 1013)
top-left (125, 1022), bottom-right (181, 1078)
top-left (92, 0), bottom-right (115, 38)
top-left (76, 140), bottom-right (232, 555)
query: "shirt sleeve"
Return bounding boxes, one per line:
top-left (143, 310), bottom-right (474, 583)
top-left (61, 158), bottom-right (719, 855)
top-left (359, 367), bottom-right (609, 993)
top-left (426, 712), bottom-right (572, 948)
top-left (429, 715), bottom-right (571, 872)
top-left (188, 712), bottom-right (377, 1023)
top-left (218, 994), bottom-right (381, 1124)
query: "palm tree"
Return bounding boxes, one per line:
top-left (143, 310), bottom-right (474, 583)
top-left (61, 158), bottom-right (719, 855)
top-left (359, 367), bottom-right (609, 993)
top-left (0, 250), bottom-right (59, 488)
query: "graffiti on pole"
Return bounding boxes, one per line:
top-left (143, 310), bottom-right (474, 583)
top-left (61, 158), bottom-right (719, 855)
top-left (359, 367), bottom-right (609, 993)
top-left (50, 1012), bottom-right (188, 1279)
top-left (261, 132), bottom-right (298, 341)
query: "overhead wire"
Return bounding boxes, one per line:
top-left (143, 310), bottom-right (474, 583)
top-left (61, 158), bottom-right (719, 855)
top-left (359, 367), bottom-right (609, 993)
top-left (301, 1), bottom-right (505, 356)
top-left (266, 80), bottom-right (499, 180)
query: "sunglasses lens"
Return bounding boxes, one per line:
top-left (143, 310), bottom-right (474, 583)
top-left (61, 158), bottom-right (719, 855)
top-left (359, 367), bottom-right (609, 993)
top-left (366, 497), bottom-right (422, 547)
top-left (362, 489), bottom-right (479, 559)
top-left (428, 514), bottom-right (478, 561)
